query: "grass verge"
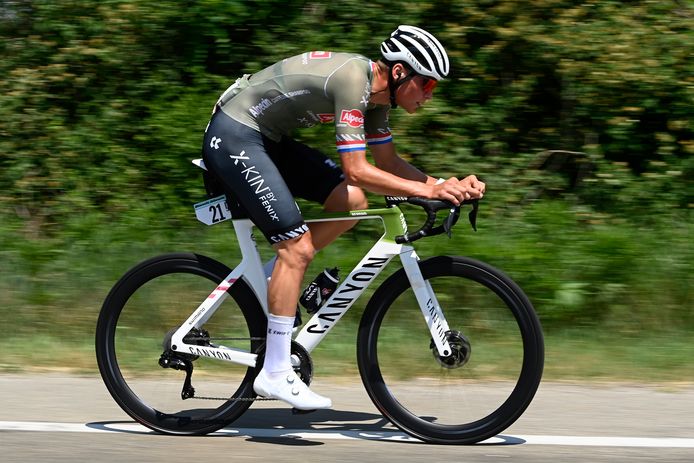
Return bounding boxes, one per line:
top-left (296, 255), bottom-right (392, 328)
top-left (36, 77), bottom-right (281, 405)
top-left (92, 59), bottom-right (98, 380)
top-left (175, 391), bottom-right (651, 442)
top-left (1, 327), bottom-right (691, 384)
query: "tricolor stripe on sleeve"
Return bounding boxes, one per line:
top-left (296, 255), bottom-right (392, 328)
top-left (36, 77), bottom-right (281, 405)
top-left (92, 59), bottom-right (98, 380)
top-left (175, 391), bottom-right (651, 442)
top-left (336, 134), bottom-right (366, 153)
top-left (366, 132), bottom-right (393, 146)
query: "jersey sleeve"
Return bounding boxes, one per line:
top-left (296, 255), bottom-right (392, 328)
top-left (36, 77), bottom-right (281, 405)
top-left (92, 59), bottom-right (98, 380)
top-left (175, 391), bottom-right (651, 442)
top-left (364, 105), bottom-right (393, 147)
top-left (325, 59), bottom-right (372, 154)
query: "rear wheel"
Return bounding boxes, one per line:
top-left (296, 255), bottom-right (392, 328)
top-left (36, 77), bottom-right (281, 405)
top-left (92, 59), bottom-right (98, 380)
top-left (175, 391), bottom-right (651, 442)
top-left (95, 253), bottom-right (266, 435)
top-left (358, 256), bottom-right (544, 444)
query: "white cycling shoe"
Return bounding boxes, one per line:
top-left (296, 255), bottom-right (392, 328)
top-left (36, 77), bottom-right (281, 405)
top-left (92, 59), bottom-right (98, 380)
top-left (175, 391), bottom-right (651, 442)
top-left (253, 369), bottom-right (332, 410)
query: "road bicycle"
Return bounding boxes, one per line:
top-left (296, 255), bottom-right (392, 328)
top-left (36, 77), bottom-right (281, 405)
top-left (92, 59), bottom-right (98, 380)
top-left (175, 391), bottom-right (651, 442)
top-left (95, 160), bottom-right (544, 445)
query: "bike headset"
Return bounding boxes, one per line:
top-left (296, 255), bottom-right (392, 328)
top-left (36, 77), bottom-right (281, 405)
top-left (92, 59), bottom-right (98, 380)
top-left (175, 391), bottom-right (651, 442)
top-left (380, 25), bottom-right (450, 108)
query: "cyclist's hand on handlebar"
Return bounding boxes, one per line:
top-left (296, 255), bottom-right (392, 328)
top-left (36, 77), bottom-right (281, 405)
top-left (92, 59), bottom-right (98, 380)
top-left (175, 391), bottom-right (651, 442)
top-left (430, 175), bottom-right (485, 205)
top-left (460, 175), bottom-right (485, 199)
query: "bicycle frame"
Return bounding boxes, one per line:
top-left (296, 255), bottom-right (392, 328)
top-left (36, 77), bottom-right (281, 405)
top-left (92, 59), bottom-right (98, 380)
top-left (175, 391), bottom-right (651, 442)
top-left (169, 195), bottom-right (454, 368)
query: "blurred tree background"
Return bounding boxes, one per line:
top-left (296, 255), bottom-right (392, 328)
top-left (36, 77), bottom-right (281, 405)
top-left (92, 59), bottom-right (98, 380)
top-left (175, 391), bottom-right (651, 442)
top-left (0, 0), bottom-right (691, 378)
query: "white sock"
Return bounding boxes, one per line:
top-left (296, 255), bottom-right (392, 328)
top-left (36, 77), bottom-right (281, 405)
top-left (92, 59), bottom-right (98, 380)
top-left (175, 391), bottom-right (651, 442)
top-left (263, 314), bottom-right (294, 377)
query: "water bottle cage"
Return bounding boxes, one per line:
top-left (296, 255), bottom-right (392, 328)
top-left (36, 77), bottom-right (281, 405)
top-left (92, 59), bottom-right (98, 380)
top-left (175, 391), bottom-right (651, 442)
top-left (299, 268), bottom-right (340, 313)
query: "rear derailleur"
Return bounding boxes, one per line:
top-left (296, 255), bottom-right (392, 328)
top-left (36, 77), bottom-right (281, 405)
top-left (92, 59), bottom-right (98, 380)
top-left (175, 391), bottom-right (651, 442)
top-left (158, 328), bottom-right (211, 399)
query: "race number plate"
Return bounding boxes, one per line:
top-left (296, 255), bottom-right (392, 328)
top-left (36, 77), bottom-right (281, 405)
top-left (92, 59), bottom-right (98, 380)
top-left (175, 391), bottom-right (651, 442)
top-left (194, 195), bottom-right (231, 225)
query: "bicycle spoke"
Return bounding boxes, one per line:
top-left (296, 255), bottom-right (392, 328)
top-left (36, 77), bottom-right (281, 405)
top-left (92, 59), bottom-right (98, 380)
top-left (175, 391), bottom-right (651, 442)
top-left (96, 254), bottom-right (266, 434)
top-left (358, 256), bottom-right (543, 444)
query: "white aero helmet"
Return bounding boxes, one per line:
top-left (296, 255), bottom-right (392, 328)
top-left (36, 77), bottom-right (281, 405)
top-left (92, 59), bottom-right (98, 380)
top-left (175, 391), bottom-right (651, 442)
top-left (381, 25), bottom-right (450, 81)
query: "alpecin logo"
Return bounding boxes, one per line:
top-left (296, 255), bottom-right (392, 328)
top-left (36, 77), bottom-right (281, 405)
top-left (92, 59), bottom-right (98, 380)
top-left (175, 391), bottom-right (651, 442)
top-left (249, 98), bottom-right (272, 118)
top-left (318, 113), bottom-right (335, 124)
top-left (339, 109), bottom-right (364, 128)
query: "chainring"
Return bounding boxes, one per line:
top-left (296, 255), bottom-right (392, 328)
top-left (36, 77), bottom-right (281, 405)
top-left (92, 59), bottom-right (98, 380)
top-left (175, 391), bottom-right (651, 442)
top-left (254, 340), bottom-right (314, 386)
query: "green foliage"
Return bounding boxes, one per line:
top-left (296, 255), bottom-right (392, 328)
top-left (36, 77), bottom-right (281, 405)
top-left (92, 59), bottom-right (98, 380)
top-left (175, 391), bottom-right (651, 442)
top-left (0, 0), bottom-right (692, 371)
top-left (2, 1), bottom-right (692, 227)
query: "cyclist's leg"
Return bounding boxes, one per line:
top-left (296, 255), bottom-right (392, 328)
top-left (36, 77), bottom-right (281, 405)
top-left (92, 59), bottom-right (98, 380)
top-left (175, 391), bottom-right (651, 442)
top-left (267, 137), bottom-right (368, 250)
top-left (202, 114), bottom-right (308, 246)
top-left (316, 180), bottom-right (368, 249)
top-left (202, 114), bottom-right (313, 318)
top-left (202, 112), bottom-right (330, 409)
top-left (267, 232), bottom-right (314, 317)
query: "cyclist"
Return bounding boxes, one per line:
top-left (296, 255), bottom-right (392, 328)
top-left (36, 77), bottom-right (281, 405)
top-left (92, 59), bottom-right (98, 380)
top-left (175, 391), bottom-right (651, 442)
top-left (201, 25), bottom-right (485, 410)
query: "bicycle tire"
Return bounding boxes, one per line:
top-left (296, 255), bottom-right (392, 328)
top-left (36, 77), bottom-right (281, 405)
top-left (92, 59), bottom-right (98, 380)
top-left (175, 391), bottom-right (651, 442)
top-left (95, 253), bottom-right (266, 435)
top-left (357, 256), bottom-right (544, 444)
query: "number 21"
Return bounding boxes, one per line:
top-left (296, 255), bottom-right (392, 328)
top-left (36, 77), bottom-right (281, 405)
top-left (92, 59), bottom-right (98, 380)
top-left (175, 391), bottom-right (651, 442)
top-left (209, 204), bottom-right (226, 223)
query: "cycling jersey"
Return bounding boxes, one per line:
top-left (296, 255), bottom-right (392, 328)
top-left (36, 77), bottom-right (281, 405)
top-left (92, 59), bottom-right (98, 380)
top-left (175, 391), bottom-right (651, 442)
top-left (202, 51), bottom-right (390, 244)
top-left (217, 52), bottom-right (393, 153)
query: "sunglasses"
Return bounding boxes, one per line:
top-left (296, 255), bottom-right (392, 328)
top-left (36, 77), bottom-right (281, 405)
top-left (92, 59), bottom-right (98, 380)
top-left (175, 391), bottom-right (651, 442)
top-left (421, 77), bottom-right (438, 93)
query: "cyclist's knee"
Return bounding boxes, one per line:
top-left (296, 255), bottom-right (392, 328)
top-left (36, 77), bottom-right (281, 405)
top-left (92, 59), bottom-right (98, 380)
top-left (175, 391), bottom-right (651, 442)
top-left (347, 185), bottom-right (368, 211)
top-left (324, 182), bottom-right (368, 212)
top-left (274, 232), bottom-right (315, 269)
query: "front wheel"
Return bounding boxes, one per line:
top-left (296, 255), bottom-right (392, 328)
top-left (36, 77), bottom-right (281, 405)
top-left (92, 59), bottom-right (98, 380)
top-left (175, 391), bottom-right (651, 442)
top-left (95, 253), bottom-right (266, 435)
top-left (357, 256), bottom-right (544, 444)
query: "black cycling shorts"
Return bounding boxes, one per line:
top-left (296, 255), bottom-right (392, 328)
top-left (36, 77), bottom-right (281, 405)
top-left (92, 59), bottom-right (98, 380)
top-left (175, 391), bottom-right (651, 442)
top-left (201, 110), bottom-right (344, 244)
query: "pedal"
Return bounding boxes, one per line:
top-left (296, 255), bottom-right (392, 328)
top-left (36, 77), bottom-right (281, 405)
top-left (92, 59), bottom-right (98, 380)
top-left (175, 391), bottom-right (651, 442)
top-left (291, 407), bottom-right (316, 415)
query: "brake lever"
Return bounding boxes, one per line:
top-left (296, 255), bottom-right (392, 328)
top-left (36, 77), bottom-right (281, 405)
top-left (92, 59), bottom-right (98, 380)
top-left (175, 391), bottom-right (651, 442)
top-left (443, 206), bottom-right (461, 238)
top-left (468, 200), bottom-right (479, 232)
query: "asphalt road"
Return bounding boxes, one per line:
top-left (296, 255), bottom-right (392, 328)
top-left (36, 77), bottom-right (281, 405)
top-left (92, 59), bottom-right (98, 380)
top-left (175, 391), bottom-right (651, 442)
top-left (1, 374), bottom-right (693, 462)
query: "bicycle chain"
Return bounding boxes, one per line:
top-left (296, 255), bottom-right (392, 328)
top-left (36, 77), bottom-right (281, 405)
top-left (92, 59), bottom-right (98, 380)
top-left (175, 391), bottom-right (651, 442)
top-left (181, 335), bottom-right (276, 401)
top-left (186, 336), bottom-right (266, 342)
top-left (192, 396), bottom-right (276, 401)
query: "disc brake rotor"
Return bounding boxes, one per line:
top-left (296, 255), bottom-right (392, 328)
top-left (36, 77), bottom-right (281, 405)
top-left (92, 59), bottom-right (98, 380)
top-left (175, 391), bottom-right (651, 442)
top-left (431, 330), bottom-right (471, 369)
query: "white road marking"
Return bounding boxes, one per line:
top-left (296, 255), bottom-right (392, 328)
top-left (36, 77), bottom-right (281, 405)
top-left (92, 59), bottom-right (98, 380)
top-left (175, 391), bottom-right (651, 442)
top-left (0, 421), bottom-right (693, 447)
